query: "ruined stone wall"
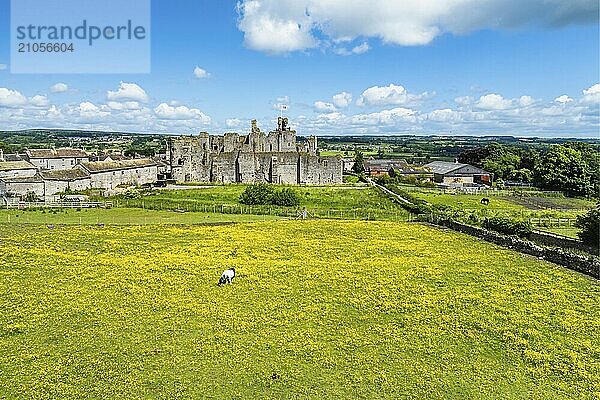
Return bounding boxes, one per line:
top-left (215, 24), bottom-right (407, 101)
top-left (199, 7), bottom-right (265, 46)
top-left (168, 120), bottom-right (342, 185)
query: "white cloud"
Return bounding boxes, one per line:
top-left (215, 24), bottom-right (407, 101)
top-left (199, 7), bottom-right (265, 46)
top-left (50, 83), bottom-right (69, 93)
top-left (582, 83), bottom-right (600, 104)
top-left (236, 0), bottom-right (316, 54)
top-left (554, 95), bottom-right (573, 104)
top-left (0, 64), bottom-right (7, 71)
top-left (475, 93), bottom-right (513, 110)
top-left (519, 95), bottom-right (535, 107)
top-left (226, 118), bottom-right (243, 128)
top-left (314, 101), bottom-right (337, 113)
top-left (332, 92), bottom-right (352, 108)
top-left (0, 88), bottom-right (28, 107)
top-left (236, 0), bottom-right (598, 53)
top-left (107, 82), bottom-right (149, 103)
top-left (276, 96), bottom-right (290, 103)
top-left (334, 42), bottom-right (370, 56)
top-left (107, 101), bottom-right (142, 111)
top-left (29, 95), bottom-right (50, 108)
top-left (78, 102), bottom-right (110, 119)
top-left (193, 66), bottom-right (211, 79)
top-left (357, 84), bottom-right (430, 107)
top-left (427, 108), bottom-right (463, 123)
top-left (154, 103), bottom-right (211, 123)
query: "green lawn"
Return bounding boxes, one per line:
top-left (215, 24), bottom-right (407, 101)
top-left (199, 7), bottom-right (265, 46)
top-left (535, 227), bottom-right (581, 239)
top-left (0, 221), bottom-right (598, 398)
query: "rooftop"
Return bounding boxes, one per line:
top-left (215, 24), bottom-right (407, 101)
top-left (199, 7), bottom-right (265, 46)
top-left (425, 161), bottom-right (489, 175)
top-left (0, 160), bottom-right (37, 171)
top-left (0, 174), bottom-right (44, 183)
top-left (79, 159), bottom-right (157, 173)
top-left (41, 169), bottom-right (90, 181)
top-left (26, 148), bottom-right (89, 159)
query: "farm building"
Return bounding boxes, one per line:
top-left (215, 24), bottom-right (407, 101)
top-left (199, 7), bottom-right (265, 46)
top-left (0, 160), bottom-right (38, 180)
top-left (364, 159), bottom-right (431, 178)
top-left (40, 169), bottom-right (93, 194)
top-left (77, 159), bottom-right (158, 189)
top-left (24, 148), bottom-right (90, 171)
top-left (425, 161), bottom-right (492, 186)
top-left (0, 175), bottom-right (45, 199)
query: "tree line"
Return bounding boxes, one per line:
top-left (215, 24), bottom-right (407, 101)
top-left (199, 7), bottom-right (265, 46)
top-left (459, 142), bottom-right (599, 197)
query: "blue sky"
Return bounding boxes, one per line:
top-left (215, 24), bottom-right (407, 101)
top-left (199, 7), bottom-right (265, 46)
top-left (0, 0), bottom-right (598, 137)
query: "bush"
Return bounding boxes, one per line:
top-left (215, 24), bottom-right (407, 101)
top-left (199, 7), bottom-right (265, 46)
top-left (239, 183), bottom-right (276, 205)
top-left (576, 205), bottom-right (599, 248)
top-left (484, 217), bottom-right (533, 238)
top-left (271, 188), bottom-right (301, 207)
top-left (240, 184), bottom-right (301, 207)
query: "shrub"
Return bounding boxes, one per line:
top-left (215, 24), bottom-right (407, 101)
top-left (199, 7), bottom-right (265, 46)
top-left (576, 205), bottom-right (599, 248)
top-left (239, 183), bottom-right (276, 205)
top-left (271, 188), bottom-right (301, 207)
top-left (240, 184), bottom-right (301, 207)
top-left (484, 217), bottom-right (533, 238)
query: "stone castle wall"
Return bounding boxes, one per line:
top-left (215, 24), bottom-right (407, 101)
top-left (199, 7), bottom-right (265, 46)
top-left (169, 118), bottom-right (342, 185)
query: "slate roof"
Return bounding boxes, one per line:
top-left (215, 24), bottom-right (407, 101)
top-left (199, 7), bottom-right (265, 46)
top-left (26, 148), bottom-right (89, 159)
top-left (79, 159), bottom-right (157, 173)
top-left (1, 174), bottom-right (44, 183)
top-left (40, 169), bottom-right (90, 181)
top-left (0, 160), bottom-right (37, 171)
top-left (424, 161), bottom-right (489, 176)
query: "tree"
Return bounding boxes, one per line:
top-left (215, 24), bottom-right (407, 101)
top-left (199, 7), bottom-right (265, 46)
top-left (352, 151), bottom-right (365, 174)
top-left (534, 145), bottom-right (593, 196)
top-left (576, 205), bottom-right (599, 247)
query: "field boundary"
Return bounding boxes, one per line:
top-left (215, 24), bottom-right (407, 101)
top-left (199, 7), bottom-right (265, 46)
top-left (427, 218), bottom-right (599, 279)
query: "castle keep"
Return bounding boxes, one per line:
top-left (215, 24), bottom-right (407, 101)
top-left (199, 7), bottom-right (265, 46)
top-left (168, 118), bottom-right (343, 184)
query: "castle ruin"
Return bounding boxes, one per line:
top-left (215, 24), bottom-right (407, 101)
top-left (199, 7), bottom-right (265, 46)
top-left (168, 118), bottom-right (343, 184)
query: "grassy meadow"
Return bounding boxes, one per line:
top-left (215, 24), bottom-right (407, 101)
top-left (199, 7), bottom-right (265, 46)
top-left (0, 207), bottom-right (280, 226)
top-left (0, 220), bottom-right (598, 399)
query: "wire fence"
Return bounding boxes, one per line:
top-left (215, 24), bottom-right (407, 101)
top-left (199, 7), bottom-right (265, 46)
top-left (2, 201), bottom-right (113, 210)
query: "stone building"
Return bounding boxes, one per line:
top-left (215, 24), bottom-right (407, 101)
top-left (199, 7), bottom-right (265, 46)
top-left (0, 160), bottom-right (38, 180)
top-left (76, 159), bottom-right (158, 190)
top-left (24, 148), bottom-right (89, 171)
top-left (169, 118), bottom-right (342, 185)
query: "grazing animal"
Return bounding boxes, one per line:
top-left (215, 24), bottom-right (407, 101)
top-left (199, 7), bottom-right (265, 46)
top-left (218, 268), bottom-right (236, 286)
top-left (481, 198), bottom-right (490, 205)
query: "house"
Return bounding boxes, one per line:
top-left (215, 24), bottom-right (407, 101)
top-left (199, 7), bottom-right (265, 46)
top-left (77, 159), bottom-right (158, 189)
top-left (25, 148), bottom-right (90, 171)
top-left (0, 160), bottom-right (38, 180)
top-left (0, 174), bottom-right (45, 199)
top-left (424, 161), bottom-right (492, 186)
top-left (40, 169), bottom-right (92, 194)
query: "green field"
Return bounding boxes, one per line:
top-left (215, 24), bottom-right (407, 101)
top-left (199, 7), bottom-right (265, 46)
top-left (402, 188), bottom-right (594, 219)
top-left (0, 208), bottom-right (280, 226)
top-left (0, 220), bottom-right (598, 399)
top-left (107, 185), bottom-right (407, 218)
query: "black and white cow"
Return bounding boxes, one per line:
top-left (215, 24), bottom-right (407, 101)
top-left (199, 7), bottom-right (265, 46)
top-left (218, 268), bottom-right (236, 286)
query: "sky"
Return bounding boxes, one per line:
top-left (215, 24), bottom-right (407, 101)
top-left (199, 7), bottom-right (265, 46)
top-left (0, 0), bottom-right (598, 137)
